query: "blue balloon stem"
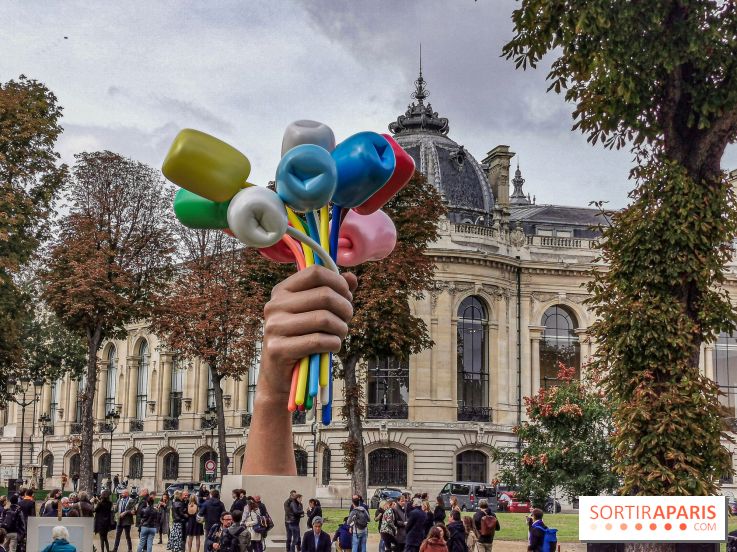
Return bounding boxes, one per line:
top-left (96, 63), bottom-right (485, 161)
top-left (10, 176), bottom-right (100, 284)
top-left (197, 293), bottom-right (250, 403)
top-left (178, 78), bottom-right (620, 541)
top-left (329, 204), bottom-right (342, 262)
top-left (322, 355), bottom-right (333, 426)
top-left (308, 353), bottom-right (320, 397)
top-left (305, 211), bottom-right (322, 266)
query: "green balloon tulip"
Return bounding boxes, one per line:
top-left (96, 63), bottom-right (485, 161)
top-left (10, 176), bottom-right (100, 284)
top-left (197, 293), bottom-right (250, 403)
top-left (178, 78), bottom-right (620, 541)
top-left (173, 189), bottom-right (230, 229)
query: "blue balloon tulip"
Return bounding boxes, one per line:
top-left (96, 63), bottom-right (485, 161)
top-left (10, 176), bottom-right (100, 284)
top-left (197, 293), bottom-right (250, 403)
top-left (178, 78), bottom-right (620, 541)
top-left (331, 132), bottom-right (396, 208)
top-left (276, 144), bottom-right (338, 212)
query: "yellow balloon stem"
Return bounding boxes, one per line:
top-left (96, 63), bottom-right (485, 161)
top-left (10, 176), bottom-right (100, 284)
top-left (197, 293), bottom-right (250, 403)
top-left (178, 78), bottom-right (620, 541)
top-left (287, 207), bottom-right (315, 266)
top-left (319, 352), bottom-right (329, 387)
top-left (295, 356), bottom-right (309, 405)
top-left (319, 205), bottom-right (330, 253)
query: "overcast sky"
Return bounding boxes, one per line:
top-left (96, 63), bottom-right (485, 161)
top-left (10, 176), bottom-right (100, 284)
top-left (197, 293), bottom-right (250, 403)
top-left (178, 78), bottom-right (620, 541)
top-left (4, 1), bottom-right (737, 209)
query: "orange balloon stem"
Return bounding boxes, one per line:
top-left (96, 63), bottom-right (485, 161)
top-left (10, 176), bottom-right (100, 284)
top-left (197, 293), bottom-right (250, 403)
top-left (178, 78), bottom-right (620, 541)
top-left (287, 362), bottom-right (299, 412)
top-left (283, 235), bottom-right (306, 270)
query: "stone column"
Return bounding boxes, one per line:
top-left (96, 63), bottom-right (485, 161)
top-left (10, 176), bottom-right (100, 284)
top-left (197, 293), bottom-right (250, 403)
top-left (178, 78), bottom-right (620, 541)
top-left (96, 362), bottom-right (108, 420)
top-left (127, 357), bottom-right (139, 419)
top-left (237, 377), bottom-right (248, 411)
top-left (197, 361), bottom-right (209, 413)
top-left (529, 326), bottom-right (545, 396)
top-left (68, 376), bottom-right (78, 421)
top-left (160, 354), bottom-right (173, 418)
top-left (58, 376), bottom-right (68, 422)
top-left (704, 344), bottom-right (715, 381)
top-left (519, 294), bottom-right (532, 415)
top-left (42, 383), bottom-right (51, 415)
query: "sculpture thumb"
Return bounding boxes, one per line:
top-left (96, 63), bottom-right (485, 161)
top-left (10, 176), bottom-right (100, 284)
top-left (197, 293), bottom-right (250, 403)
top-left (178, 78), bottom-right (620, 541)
top-left (281, 120), bottom-right (336, 156)
top-left (335, 209), bottom-right (397, 267)
top-left (162, 129), bottom-right (251, 203)
top-left (173, 189), bottom-right (230, 229)
top-left (276, 144), bottom-right (337, 212)
top-left (331, 131), bottom-right (395, 208)
top-left (354, 133), bottom-right (415, 215)
top-left (227, 186), bottom-right (288, 248)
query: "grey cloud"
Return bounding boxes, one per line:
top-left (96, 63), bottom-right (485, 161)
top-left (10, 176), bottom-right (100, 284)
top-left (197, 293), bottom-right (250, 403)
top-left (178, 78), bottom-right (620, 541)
top-left (152, 96), bottom-right (235, 134)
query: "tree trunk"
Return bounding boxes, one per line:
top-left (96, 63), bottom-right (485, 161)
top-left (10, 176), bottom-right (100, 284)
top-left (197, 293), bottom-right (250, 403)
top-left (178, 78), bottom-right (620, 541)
top-left (212, 371), bottom-right (229, 478)
top-left (80, 328), bottom-right (102, 494)
top-left (341, 354), bottom-right (367, 499)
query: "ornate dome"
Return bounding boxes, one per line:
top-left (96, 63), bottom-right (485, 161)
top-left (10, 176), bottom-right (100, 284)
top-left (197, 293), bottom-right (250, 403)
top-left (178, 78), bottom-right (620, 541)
top-left (388, 66), bottom-right (494, 225)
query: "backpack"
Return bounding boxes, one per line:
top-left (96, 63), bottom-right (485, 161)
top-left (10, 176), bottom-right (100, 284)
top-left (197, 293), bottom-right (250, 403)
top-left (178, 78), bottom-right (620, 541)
top-left (228, 525), bottom-right (251, 552)
top-left (541, 527), bottom-right (558, 552)
top-left (262, 513), bottom-right (274, 532)
top-left (1, 506), bottom-right (18, 532)
top-left (479, 513), bottom-right (497, 537)
top-left (352, 507), bottom-right (369, 530)
top-left (253, 514), bottom-right (268, 535)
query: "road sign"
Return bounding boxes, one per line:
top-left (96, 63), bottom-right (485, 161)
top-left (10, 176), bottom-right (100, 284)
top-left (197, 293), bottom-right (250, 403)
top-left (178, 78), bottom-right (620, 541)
top-left (205, 459), bottom-right (216, 475)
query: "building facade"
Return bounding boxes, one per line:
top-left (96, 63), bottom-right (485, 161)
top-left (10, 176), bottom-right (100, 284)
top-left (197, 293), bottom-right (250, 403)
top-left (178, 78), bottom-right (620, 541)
top-left (2, 71), bottom-right (736, 500)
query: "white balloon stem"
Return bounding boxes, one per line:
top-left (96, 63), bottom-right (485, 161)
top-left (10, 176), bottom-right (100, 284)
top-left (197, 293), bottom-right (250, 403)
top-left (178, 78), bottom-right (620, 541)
top-left (286, 226), bottom-right (339, 273)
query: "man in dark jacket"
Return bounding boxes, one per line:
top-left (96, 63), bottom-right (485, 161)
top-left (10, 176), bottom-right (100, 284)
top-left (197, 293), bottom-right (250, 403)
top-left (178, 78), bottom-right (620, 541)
top-left (472, 499), bottom-right (500, 552)
top-left (206, 511), bottom-right (235, 552)
top-left (135, 489), bottom-right (150, 534)
top-left (138, 496), bottom-right (159, 552)
top-left (527, 509), bottom-right (548, 552)
top-left (284, 490), bottom-right (297, 552)
top-left (286, 494), bottom-right (304, 552)
top-left (403, 499), bottom-right (427, 552)
top-left (447, 511), bottom-right (468, 552)
top-left (392, 496), bottom-right (408, 552)
top-left (18, 490), bottom-right (35, 520)
top-left (1, 494), bottom-right (26, 552)
top-left (200, 490), bottom-right (227, 539)
top-left (300, 517), bottom-right (330, 552)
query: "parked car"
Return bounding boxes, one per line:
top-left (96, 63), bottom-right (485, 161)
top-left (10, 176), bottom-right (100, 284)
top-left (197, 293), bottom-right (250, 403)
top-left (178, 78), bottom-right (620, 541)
top-left (438, 482), bottom-right (498, 512)
top-left (497, 491), bottom-right (561, 513)
top-left (370, 488), bottom-right (405, 510)
top-left (165, 481), bottom-right (205, 496)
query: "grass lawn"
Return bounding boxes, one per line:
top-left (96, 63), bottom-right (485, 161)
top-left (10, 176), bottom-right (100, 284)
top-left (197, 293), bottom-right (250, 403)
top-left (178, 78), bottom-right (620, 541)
top-left (322, 508), bottom-right (737, 544)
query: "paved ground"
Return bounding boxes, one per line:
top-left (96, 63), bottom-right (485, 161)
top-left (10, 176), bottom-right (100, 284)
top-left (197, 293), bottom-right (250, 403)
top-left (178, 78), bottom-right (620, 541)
top-left (147, 532), bottom-right (589, 552)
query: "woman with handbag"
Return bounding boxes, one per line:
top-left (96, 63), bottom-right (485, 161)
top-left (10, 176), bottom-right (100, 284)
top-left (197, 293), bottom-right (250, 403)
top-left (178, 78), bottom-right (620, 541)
top-left (380, 499), bottom-right (398, 552)
top-left (186, 495), bottom-right (204, 552)
top-left (243, 499), bottom-right (264, 552)
top-left (94, 491), bottom-right (114, 552)
top-left (158, 494), bottom-right (171, 545)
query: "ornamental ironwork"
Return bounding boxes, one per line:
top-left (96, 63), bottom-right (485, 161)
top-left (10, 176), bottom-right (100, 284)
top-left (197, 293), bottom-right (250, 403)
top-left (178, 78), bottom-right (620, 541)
top-left (457, 405), bottom-right (492, 422)
top-left (388, 63), bottom-right (449, 136)
top-left (241, 413), bottom-right (252, 427)
top-left (42, 425), bottom-right (54, 436)
top-left (367, 404), bottom-right (409, 420)
top-left (292, 411), bottom-right (306, 425)
top-left (70, 422), bottom-right (83, 434)
top-left (200, 416), bottom-right (217, 430)
top-left (368, 448), bottom-right (407, 487)
top-left (129, 419), bottom-right (144, 433)
top-left (163, 417), bottom-right (180, 431)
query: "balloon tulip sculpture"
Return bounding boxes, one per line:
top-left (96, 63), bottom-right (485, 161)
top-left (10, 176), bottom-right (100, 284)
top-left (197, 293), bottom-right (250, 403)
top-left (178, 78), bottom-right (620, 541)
top-left (162, 120), bottom-right (414, 425)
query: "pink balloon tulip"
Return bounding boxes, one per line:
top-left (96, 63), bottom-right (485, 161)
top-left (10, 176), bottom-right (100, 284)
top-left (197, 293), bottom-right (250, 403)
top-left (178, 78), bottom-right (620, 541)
top-left (258, 239), bottom-right (296, 264)
top-left (334, 209), bottom-right (396, 267)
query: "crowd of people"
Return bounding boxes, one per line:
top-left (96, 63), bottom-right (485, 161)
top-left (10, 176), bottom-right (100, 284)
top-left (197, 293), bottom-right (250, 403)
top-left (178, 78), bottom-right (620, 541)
top-left (0, 485), bottom-right (559, 552)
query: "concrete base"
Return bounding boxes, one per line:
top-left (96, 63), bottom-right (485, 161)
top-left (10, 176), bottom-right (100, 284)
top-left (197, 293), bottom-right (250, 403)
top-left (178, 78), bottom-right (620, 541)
top-left (222, 474), bottom-right (317, 543)
top-left (28, 516), bottom-right (95, 552)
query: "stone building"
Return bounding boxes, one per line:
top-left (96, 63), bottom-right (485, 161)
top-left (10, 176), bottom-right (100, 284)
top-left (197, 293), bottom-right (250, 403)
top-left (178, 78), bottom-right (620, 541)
top-left (1, 70), bottom-right (735, 500)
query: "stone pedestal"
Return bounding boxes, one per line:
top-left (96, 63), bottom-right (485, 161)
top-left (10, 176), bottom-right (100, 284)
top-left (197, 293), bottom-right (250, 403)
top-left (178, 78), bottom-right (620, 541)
top-left (27, 516), bottom-right (95, 552)
top-left (222, 474), bottom-right (317, 543)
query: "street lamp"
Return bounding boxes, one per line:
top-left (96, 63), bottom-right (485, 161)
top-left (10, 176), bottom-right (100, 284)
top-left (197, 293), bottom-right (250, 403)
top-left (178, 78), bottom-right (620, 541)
top-left (6, 377), bottom-right (43, 489)
top-left (38, 413), bottom-right (51, 490)
top-left (203, 406), bottom-right (217, 481)
top-left (104, 409), bottom-right (120, 487)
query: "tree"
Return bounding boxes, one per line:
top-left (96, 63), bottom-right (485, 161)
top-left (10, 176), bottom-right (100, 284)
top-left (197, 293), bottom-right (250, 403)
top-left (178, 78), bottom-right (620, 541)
top-left (150, 228), bottom-right (287, 479)
top-left (337, 171), bottom-right (445, 497)
top-left (0, 76), bottom-right (66, 382)
top-left (495, 363), bottom-right (618, 507)
top-left (43, 151), bottom-right (175, 493)
top-left (504, 3), bottom-right (737, 549)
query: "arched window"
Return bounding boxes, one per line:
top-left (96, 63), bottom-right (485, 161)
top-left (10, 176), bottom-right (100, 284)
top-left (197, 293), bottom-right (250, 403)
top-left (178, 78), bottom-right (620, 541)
top-left (136, 342), bottom-right (149, 420)
top-left (69, 453), bottom-right (81, 476)
top-left (321, 448), bottom-right (331, 486)
top-left (457, 296), bottom-right (490, 421)
top-left (295, 450), bottom-right (308, 477)
top-left (128, 452), bottom-right (144, 479)
top-left (714, 332), bottom-right (737, 414)
top-left (163, 452), bottom-right (179, 480)
top-left (170, 358), bottom-right (184, 419)
top-left (106, 346), bottom-right (117, 413)
top-left (76, 374), bottom-right (87, 422)
top-left (99, 453), bottom-right (111, 478)
top-left (199, 450), bottom-right (218, 482)
top-left (367, 357), bottom-right (409, 419)
top-left (456, 450), bottom-right (487, 482)
top-left (43, 454), bottom-right (54, 477)
top-left (540, 305), bottom-right (580, 386)
top-left (368, 448), bottom-right (407, 487)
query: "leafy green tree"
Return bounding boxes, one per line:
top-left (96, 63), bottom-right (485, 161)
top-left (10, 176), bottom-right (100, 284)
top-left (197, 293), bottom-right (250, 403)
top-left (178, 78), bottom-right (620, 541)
top-left (337, 171), bottom-right (445, 497)
top-left (495, 363), bottom-right (618, 507)
top-left (0, 76), bottom-right (66, 379)
top-left (503, 4), bottom-right (737, 541)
